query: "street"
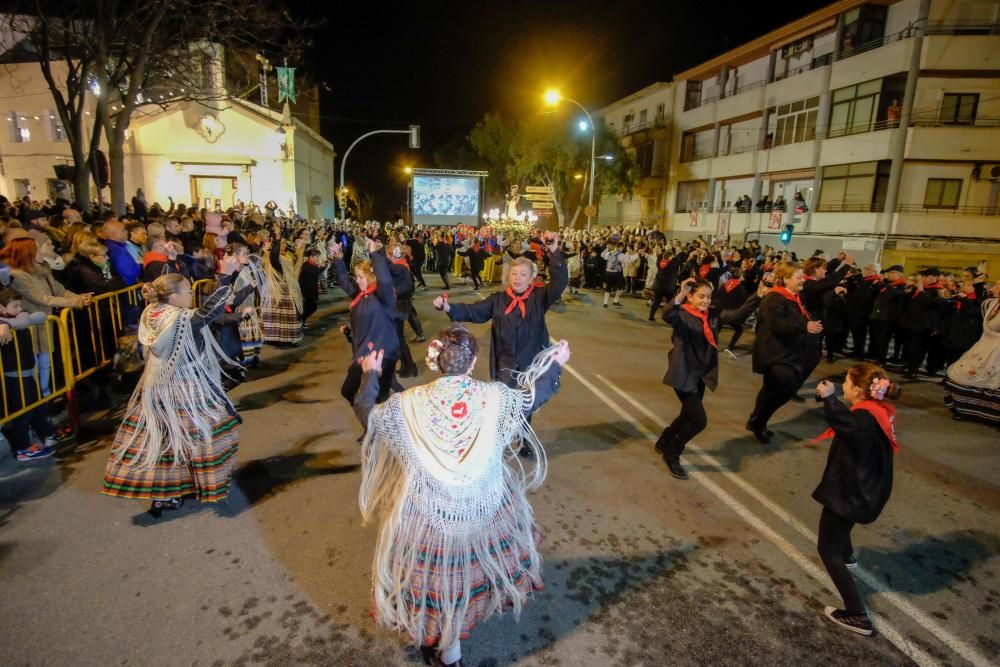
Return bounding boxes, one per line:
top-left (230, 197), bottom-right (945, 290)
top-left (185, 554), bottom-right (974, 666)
top-left (1, 281), bottom-right (997, 667)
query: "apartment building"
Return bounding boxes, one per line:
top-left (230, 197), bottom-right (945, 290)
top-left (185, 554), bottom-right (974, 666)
top-left (596, 82), bottom-right (674, 227)
top-left (603, 0), bottom-right (1000, 272)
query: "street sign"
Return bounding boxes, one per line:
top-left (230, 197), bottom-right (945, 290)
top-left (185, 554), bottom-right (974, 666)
top-left (524, 193), bottom-right (554, 203)
top-left (525, 186), bottom-right (553, 194)
top-left (842, 237), bottom-right (868, 250)
top-left (531, 201), bottom-right (554, 210)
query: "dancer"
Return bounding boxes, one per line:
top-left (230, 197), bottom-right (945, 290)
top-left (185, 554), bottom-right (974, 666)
top-left (102, 256), bottom-right (252, 517)
top-left (656, 277), bottom-right (766, 478)
top-left (261, 234), bottom-right (303, 346)
top-left (433, 232), bottom-right (565, 390)
top-left (353, 325), bottom-right (570, 667)
top-left (230, 243), bottom-right (269, 368)
top-left (747, 262), bottom-right (823, 443)
top-left (813, 364), bottom-right (900, 636)
top-left (944, 280), bottom-right (1000, 423)
top-left (387, 242), bottom-right (419, 378)
top-left (330, 238), bottom-right (400, 405)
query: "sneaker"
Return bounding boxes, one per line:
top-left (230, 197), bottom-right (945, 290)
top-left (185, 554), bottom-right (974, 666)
top-left (613, 302), bottom-right (623, 308)
top-left (603, 303), bottom-right (608, 308)
top-left (823, 607), bottom-right (874, 636)
top-left (844, 554), bottom-right (859, 568)
top-left (16, 443), bottom-right (55, 461)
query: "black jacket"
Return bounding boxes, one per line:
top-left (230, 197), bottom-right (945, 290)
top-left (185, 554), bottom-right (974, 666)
top-left (870, 279), bottom-right (907, 322)
top-left (800, 258), bottom-right (845, 320)
top-left (405, 237), bottom-right (426, 265)
top-left (752, 291), bottom-right (816, 375)
top-left (435, 241), bottom-right (454, 271)
top-left (387, 260), bottom-right (415, 319)
top-left (333, 250), bottom-right (400, 359)
top-left (448, 251), bottom-right (567, 386)
top-left (298, 260), bottom-right (321, 305)
top-left (63, 257), bottom-right (126, 295)
top-left (813, 396), bottom-right (894, 524)
top-left (661, 294), bottom-right (761, 392)
top-left (900, 284), bottom-right (946, 333)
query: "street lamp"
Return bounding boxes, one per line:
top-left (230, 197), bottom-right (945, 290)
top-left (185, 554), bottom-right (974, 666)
top-left (545, 88), bottom-right (596, 231)
top-left (403, 166), bottom-right (413, 224)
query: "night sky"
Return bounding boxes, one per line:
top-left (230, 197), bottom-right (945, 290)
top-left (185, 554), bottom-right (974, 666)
top-left (290, 0), bottom-right (831, 218)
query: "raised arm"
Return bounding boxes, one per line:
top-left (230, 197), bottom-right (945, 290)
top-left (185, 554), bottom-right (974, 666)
top-left (370, 250), bottom-right (396, 308)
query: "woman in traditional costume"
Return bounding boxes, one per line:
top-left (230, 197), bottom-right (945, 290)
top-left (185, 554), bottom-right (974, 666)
top-left (230, 242), bottom-right (270, 367)
top-left (944, 281), bottom-right (1000, 423)
top-left (102, 256), bottom-right (252, 517)
top-left (261, 232), bottom-right (303, 346)
top-left (353, 325), bottom-right (570, 667)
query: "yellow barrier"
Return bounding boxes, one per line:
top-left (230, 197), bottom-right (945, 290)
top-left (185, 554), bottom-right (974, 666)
top-left (60, 284), bottom-right (144, 384)
top-left (191, 279), bottom-right (218, 307)
top-left (0, 315), bottom-right (73, 426)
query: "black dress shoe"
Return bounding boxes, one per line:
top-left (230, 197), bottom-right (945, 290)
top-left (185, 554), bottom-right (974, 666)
top-left (398, 368), bottom-right (414, 378)
top-left (666, 458), bottom-right (689, 480)
top-left (790, 394), bottom-right (807, 403)
top-left (745, 420), bottom-right (772, 444)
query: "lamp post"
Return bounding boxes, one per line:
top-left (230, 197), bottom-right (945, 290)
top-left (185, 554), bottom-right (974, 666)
top-left (338, 127), bottom-right (419, 222)
top-left (545, 89), bottom-right (596, 232)
top-left (404, 166), bottom-right (413, 225)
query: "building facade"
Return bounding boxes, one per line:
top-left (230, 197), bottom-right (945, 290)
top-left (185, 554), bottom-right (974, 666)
top-left (603, 0), bottom-right (1000, 273)
top-left (0, 52), bottom-right (336, 219)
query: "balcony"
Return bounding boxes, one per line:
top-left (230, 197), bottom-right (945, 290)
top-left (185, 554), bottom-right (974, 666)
top-left (614, 118), bottom-right (667, 138)
top-left (906, 120), bottom-right (1000, 161)
top-left (771, 53), bottom-right (833, 83)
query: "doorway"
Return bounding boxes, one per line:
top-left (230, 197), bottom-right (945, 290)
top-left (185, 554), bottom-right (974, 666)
top-left (190, 175), bottom-right (237, 212)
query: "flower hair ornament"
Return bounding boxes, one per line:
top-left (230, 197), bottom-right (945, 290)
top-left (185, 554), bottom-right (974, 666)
top-left (870, 377), bottom-right (891, 400)
top-left (425, 339), bottom-right (444, 372)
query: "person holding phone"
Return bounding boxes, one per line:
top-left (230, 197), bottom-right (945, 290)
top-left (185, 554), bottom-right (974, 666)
top-left (747, 261), bottom-right (824, 443)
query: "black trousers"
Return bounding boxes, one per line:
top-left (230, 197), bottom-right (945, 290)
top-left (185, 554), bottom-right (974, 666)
top-left (341, 355), bottom-right (399, 405)
top-left (301, 299), bottom-right (318, 323)
top-left (648, 289), bottom-right (674, 320)
top-left (406, 301), bottom-right (424, 338)
top-left (818, 507), bottom-right (864, 615)
top-left (470, 268), bottom-right (482, 289)
top-left (750, 363), bottom-right (800, 428)
top-left (849, 319), bottom-right (868, 358)
top-left (868, 320), bottom-right (892, 363)
top-left (395, 319), bottom-right (416, 373)
top-left (2, 376), bottom-right (54, 452)
top-left (437, 266), bottom-right (451, 289)
top-left (725, 320), bottom-right (747, 350)
top-left (656, 383), bottom-right (707, 460)
top-left (411, 263), bottom-right (426, 288)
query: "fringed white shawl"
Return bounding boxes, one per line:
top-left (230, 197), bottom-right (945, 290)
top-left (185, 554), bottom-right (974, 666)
top-left (113, 303), bottom-right (237, 469)
top-left (359, 351), bottom-right (556, 653)
top-left (235, 256), bottom-right (271, 339)
top-left (262, 250), bottom-right (303, 315)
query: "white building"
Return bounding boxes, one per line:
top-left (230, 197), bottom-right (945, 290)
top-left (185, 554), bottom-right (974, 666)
top-left (0, 47), bottom-right (336, 219)
top-left (603, 0), bottom-right (1000, 273)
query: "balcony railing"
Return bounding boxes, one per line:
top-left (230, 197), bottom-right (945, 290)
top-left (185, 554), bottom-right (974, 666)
top-left (615, 118), bottom-right (667, 137)
top-left (925, 20), bottom-right (1000, 36)
top-left (814, 203), bottom-right (882, 213)
top-left (897, 204), bottom-right (1000, 216)
top-left (910, 114), bottom-right (1000, 128)
top-left (836, 26), bottom-right (917, 60)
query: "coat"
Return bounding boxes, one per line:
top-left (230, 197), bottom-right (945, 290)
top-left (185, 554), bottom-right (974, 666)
top-left (813, 396), bottom-right (894, 524)
top-left (333, 250), bottom-right (400, 359)
top-left (752, 290), bottom-right (815, 375)
top-left (661, 294), bottom-right (761, 392)
top-left (447, 251), bottom-right (567, 386)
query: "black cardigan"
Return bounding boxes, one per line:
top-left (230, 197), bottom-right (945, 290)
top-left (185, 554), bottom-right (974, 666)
top-left (812, 396), bottom-right (894, 524)
top-left (751, 291), bottom-right (816, 375)
top-left (661, 294), bottom-right (761, 392)
top-left (333, 251), bottom-right (400, 359)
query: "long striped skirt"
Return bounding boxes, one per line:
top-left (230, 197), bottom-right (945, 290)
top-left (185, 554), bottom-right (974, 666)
top-left (239, 311), bottom-right (264, 362)
top-left (943, 379), bottom-right (1000, 425)
top-left (387, 525), bottom-right (544, 648)
top-left (102, 404), bottom-right (240, 502)
top-left (261, 289), bottom-right (302, 344)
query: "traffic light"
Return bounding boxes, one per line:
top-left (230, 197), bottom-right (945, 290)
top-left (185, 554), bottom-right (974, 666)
top-left (409, 124), bottom-right (420, 149)
top-left (780, 224), bottom-right (794, 245)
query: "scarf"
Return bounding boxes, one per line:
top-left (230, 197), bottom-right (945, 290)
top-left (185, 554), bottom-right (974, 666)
top-left (723, 278), bottom-right (741, 293)
top-left (698, 264), bottom-right (711, 278)
top-left (813, 399), bottom-right (899, 453)
top-left (771, 285), bottom-right (810, 318)
top-left (912, 282), bottom-right (941, 299)
top-left (350, 285), bottom-right (376, 310)
top-left (391, 258), bottom-right (409, 269)
top-left (681, 303), bottom-right (717, 349)
top-left (504, 284), bottom-right (535, 317)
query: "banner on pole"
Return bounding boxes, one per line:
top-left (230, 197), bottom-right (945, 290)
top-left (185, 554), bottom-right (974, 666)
top-left (277, 67), bottom-right (296, 104)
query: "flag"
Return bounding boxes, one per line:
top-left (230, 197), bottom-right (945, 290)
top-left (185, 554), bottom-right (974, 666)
top-left (277, 67), bottom-right (296, 104)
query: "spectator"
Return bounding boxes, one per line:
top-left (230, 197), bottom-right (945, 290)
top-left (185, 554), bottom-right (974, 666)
top-left (125, 222), bottom-right (147, 264)
top-left (131, 188), bottom-right (148, 221)
top-left (142, 237), bottom-right (187, 282)
top-left (104, 220), bottom-right (141, 286)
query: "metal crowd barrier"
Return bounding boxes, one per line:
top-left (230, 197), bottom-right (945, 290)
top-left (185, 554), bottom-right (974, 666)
top-left (0, 315), bottom-right (73, 426)
top-left (191, 279), bottom-right (218, 307)
top-left (60, 284), bottom-right (143, 384)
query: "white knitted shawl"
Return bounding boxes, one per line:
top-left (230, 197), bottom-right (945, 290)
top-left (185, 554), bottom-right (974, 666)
top-left (359, 372), bottom-right (549, 652)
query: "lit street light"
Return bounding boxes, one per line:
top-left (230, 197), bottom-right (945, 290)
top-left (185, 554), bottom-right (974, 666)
top-left (545, 88), bottom-right (596, 231)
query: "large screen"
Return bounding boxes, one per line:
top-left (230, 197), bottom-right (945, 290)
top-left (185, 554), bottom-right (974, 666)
top-left (412, 175), bottom-right (481, 226)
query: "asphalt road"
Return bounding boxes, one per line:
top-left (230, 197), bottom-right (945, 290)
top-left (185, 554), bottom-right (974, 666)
top-left (1, 277), bottom-right (997, 667)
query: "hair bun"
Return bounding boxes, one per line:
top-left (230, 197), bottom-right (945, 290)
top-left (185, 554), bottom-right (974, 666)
top-left (140, 283), bottom-right (159, 303)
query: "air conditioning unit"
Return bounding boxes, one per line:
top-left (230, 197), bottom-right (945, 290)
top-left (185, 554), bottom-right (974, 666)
top-left (972, 163), bottom-right (1000, 181)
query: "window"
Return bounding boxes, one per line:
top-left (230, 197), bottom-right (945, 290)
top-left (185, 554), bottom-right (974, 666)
top-left (639, 109), bottom-right (648, 123)
top-left (676, 180), bottom-right (709, 212)
top-left (817, 161), bottom-right (887, 211)
top-left (940, 93), bottom-right (978, 125)
top-left (829, 79), bottom-right (881, 137)
top-left (656, 103), bottom-right (665, 120)
top-left (46, 111), bottom-right (66, 141)
top-left (8, 112), bottom-right (30, 142)
top-left (774, 96), bottom-right (819, 146)
top-left (923, 178), bottom-right (962, 209)
top-left (684, 80), bottom-right (702, 111)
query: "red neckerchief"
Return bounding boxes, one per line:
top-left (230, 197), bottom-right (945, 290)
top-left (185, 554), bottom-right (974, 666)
top-left (391, 258), bottom-right (409, 269)
top-left (349, 285), bottom-right (376, 310)
top-left (880, 278), bottom-right (906, 293)
top-left (698, 264), bottom-right (711, 278)
top-left (813, 399), bottom-right (899, 453)
top-left (864, 275), bottom-right (882, 283)
top-left (771, 285), bottom-right (810, 318)
top-left (804, 275), bottom-right (816, 281)
top-left (954, 292), bottom-right (975, 310)
top-left (143, 251), bottom-right (168, 267)
top-left (681, 303), bottom-right (717, 349)
top-left (723, 278), bottom-right (741, 293)
top-left (912, 282), bottom-right (942, 299)
top-left (504, 284), bottom-right (535, 317)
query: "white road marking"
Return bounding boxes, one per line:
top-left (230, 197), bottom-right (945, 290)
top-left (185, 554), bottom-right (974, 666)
top-left (590, 371), bottom-right (991, 667)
